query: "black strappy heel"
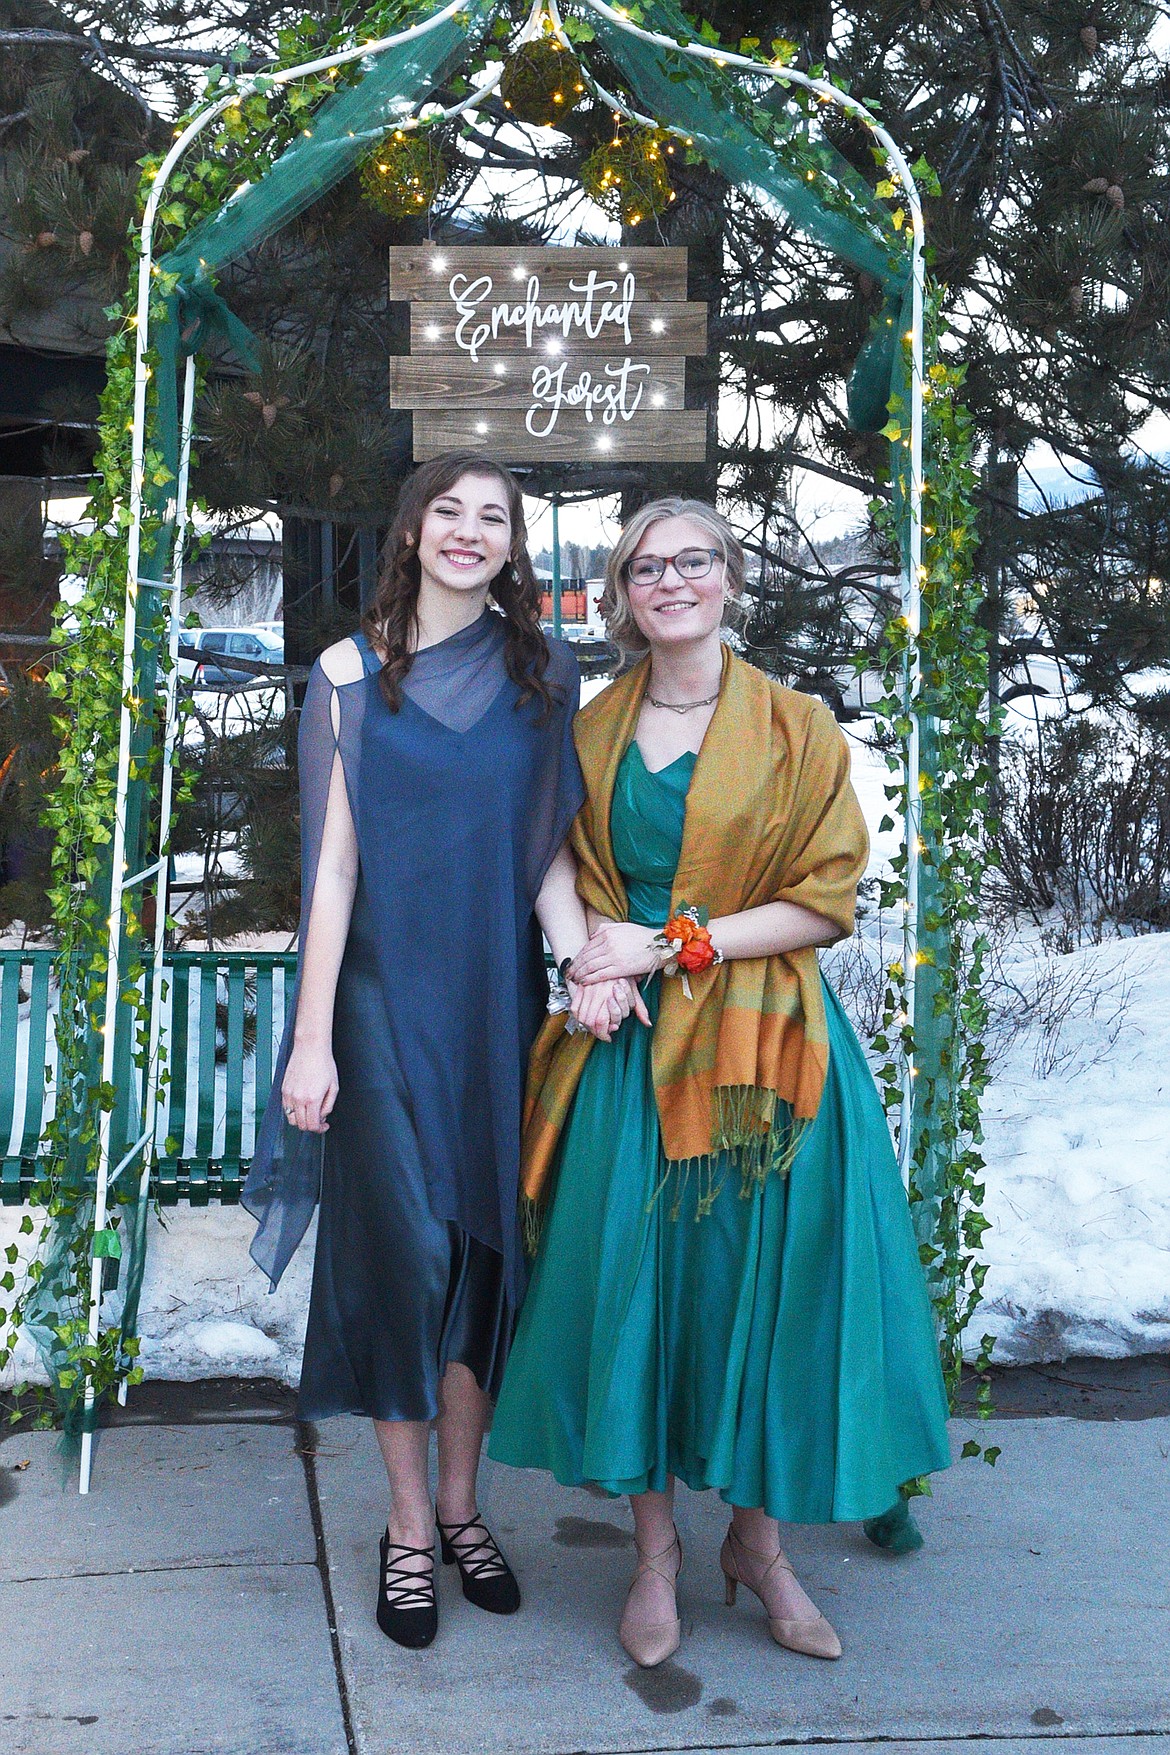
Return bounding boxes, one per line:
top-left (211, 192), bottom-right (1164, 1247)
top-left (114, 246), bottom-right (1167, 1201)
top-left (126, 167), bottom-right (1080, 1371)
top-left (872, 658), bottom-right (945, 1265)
top-left (376, 1529), bottom-right (438, 1648)
top-left (437, 1512), bottom-right (521, 1614)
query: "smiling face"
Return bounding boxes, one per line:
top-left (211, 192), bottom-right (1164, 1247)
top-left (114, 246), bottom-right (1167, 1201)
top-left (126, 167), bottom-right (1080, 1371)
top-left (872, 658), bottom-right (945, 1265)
top-left (624, 514), bottom-right (727, 652)
top-left (414, 470), bottom-right (514, 600)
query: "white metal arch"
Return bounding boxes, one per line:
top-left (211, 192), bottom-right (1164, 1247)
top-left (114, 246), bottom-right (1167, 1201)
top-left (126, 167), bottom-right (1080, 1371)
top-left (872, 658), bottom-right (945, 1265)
top-left (79, 0), bottom-right (925, 1491)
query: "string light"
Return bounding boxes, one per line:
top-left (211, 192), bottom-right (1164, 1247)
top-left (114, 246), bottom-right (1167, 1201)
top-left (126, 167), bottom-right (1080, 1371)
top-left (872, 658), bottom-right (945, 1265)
top-left (582, 123), bottom-right (674, 225)
top-left (359, 131), bottom-right (448, 218)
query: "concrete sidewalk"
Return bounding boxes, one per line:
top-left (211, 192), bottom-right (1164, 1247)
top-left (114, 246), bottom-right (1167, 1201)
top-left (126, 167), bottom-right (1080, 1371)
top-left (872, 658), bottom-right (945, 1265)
top-left (1, 1365), bottom-right (1168, 1755)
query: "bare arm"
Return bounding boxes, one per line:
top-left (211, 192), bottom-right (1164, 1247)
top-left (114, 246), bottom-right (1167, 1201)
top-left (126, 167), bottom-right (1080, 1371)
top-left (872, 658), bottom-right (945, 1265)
top-left (282, 749), bottom-right (359, 1133)
top-left (292, 752), bottom-right (360, 1049)
top-left (282, 646), bottom-right (364, 1133)
top-left (536, 843), bottom-right (650, 1037)
top-left (568, 899), bottom-right (840, 984)
top-left (709, 899), bottom-right (840, 960)
top-left (533, 839), bottom-right (589, 969)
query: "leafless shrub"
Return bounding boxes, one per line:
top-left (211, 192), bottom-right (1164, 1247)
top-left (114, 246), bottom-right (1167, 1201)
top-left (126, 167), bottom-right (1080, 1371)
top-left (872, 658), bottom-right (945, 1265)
top-left (989, 718), bottom-right (1170, 942)
top-left (822, 879), bottom-right (888, 1040)
top-left (983, 936), bottom-right (1134, 1079)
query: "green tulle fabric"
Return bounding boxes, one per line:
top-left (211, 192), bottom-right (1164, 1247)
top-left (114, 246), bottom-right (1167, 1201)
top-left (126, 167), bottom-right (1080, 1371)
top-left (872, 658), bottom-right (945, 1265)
top-left (490, 744), bottom-right (951, 1523)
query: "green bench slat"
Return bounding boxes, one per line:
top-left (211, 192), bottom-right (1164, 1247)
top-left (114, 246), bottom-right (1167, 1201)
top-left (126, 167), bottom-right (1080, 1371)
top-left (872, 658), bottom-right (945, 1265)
top-left (195, 961), bottom-right (218, 1165)
top-left (165, 959), bottom-right (191, 1167)
top-left (254, 968), bottom-right (274, 1148)
top-left (2, 1156), bottom-right (25, 1206)
top-left (223, 963), bottom-right (247, 1164)
top-left (0, 956), bottom-right (20, 1156)
top-left (20, 958), bottom-right (52, 1161)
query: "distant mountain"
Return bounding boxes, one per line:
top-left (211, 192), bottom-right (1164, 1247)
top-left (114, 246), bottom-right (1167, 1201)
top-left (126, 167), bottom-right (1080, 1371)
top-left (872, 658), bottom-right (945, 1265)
top-left (1017, 462), bottom-right (1100, 511)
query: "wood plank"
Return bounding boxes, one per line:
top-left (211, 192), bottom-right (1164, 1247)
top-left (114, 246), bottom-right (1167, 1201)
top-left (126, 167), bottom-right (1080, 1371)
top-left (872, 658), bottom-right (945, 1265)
top-left (412, 408), bottom-right (708, 464)
top-left (389, 356), bottom-right (686, 410)
top-left (390, 244), bottom-right (688, 302)
top-left (409, 302), bottom-right (706, 358)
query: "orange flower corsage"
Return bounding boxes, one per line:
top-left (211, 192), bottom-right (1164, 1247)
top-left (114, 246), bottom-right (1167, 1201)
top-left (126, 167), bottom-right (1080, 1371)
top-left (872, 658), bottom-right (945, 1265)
top-left (653, 904), bottom-right (723, 999)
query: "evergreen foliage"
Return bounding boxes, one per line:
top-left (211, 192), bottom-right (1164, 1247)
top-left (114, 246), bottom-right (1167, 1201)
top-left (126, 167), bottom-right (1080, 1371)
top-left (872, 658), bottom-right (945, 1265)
top-left (4, 0), bottom-right (1164, 768)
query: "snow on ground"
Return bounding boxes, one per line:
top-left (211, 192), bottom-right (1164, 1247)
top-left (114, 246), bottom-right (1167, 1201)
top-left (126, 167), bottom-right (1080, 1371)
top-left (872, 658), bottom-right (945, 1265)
top-left (975, 931), bottom-right (1170, 1362)
top-left (2, 718), bottom-right (1167, 1389)
top-left (129, 1207), bottom-right (312, 1384)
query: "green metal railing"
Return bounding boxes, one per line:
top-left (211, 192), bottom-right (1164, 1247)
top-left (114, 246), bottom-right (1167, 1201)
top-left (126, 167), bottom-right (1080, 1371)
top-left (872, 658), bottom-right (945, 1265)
top-left (0, 948), bottom-right (297, 1208)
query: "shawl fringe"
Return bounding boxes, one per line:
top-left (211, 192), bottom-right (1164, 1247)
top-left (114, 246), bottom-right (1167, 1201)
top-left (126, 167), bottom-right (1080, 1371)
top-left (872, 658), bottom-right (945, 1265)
top-left (651, 1086), bottom-right (811, 1221)
top-left (523, 1084), bottom-right (812, 1256)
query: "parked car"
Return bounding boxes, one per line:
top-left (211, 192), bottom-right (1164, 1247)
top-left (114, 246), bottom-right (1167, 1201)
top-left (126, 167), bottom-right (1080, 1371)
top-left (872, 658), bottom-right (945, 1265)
top-left (189, 626), bottom-right (284, 688)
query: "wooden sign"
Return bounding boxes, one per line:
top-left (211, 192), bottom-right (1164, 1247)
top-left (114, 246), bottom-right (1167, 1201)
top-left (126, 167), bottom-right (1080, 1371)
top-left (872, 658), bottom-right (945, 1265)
top-left (389, 245), bottom-right (707, 463)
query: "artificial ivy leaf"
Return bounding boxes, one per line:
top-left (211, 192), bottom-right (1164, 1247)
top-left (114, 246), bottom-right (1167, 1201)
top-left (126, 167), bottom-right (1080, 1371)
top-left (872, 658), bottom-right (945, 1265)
top-left (910, 154), bottom-right (942, 196)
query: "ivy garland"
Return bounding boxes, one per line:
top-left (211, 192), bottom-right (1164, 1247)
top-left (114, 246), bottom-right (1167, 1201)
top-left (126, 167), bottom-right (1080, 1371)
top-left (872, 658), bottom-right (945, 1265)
top-left (869, 289), bottom-right (999, 1453)
top-left (2, 3), bottom-right (995, 1443)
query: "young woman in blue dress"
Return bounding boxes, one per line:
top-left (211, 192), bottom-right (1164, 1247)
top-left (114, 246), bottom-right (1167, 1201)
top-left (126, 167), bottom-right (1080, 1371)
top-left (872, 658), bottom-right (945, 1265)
top-left (245, 453), bottom-right (632, 1648)
top-left (489, 497), bottom-right (952, 1668)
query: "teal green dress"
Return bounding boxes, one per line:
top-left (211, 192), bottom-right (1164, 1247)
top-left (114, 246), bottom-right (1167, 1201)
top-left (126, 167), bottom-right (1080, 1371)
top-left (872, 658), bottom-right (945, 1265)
top-left (489, 743), bottom-right (952, 1523)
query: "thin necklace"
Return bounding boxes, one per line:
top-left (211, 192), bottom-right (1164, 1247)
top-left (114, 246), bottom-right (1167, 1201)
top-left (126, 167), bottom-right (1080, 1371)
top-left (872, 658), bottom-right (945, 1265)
top-left (645, 686), bottom-right (720, 714)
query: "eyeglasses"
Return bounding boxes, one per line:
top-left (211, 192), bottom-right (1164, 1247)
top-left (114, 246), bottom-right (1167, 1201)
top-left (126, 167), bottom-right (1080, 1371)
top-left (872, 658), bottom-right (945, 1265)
top-left (622, 548), bottom-right (722, 587)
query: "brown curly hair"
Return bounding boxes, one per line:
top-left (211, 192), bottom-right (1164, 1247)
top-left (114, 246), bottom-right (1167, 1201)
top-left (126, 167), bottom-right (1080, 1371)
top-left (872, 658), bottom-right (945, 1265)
top-left (362, 451), bottom-right (553, 715)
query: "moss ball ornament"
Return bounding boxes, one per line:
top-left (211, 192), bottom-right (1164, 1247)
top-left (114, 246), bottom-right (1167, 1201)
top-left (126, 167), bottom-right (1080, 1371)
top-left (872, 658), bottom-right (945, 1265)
top-left (359, 130), bottom-right (448, 219)
top-left (581, 125), bottom-right (676, 227)
top-left (499, 37), bottom-right (586, 128)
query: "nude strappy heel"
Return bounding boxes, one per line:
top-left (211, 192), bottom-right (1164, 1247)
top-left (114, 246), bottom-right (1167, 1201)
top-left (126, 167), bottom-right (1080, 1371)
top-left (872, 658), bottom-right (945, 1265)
top-left (720, 1524), bottom-right (842, 1660)
top-left (619, 1528), bottom-right (683, 1668)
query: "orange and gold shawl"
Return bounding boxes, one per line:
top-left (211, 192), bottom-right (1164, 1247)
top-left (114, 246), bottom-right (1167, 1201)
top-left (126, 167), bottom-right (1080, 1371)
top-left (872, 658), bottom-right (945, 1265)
top-left (522, 644), bottom-right (869, 1211)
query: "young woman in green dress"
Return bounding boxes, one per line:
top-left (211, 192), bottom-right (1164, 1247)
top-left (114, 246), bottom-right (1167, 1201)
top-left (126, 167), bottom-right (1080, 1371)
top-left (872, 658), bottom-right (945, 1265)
top-left (488, 497), bottom-right (952, 1668)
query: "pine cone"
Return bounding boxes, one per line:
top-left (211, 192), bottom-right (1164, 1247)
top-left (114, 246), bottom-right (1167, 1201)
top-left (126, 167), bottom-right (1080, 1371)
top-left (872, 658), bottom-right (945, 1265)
top-left (242, 390), bottom-right (288, 428)
top-left (1105, 183), bottom-right (1124, 209)
top-left (1066, 283), bottom-right (1084, 313)
top-left (1082, 177), bottom-right (1109, 194)
top-left (35, 231), bottom-right (57, 249)
top-left (328, 472), bottom-right (344, 499)
top-left (77, 230), bottom-right (94, 256)
top-left (1079, 24), bottom-right (1098, 50)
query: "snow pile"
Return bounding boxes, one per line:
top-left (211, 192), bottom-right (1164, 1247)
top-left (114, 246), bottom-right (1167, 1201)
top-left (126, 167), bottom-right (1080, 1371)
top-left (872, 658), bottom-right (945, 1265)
top-left (130, 1206), bottom-right (313, 1384)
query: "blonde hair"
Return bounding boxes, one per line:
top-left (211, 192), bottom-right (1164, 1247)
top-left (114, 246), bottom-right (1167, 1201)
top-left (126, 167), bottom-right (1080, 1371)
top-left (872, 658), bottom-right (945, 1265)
top-left (600, 497), bottom-right (745, 661)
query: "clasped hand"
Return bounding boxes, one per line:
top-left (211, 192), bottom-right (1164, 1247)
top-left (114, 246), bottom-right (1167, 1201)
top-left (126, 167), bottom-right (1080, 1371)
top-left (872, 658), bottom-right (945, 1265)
top-left (566, 922), bottom-right (657, 1042)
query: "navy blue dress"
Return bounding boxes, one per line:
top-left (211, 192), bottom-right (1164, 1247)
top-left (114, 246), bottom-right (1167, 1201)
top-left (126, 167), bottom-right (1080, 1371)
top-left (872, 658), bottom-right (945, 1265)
top-left (244, 612), bottom-right (582, 1421)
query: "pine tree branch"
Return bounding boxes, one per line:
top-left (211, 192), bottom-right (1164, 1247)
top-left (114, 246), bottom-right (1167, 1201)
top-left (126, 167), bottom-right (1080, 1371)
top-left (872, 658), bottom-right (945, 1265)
top-left (0, 28), bottom-right (269, 71)
top-left (779, 451), bottom-right (885, 498)
top-left (82, 30), bottom-right (155, 122)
